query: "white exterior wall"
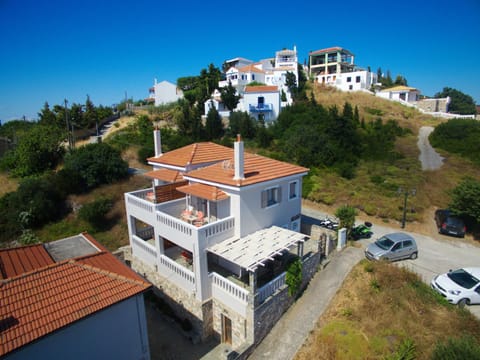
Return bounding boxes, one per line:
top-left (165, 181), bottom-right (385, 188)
top-left (243, 90), bottom-right (281, 123)
top-left (154, 80), bottom-right (183, 106)
top-left (232, 176), bottom-right (304, 238)
top-left (376, 89), bottom-right (420, 103)
top-left (5, 295), bottom-right (150, 360)
top-left (316, 70), bottom-right (376, 92)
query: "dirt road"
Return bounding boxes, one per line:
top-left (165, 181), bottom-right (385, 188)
top-left (418, 126), bottom-right (444, 170)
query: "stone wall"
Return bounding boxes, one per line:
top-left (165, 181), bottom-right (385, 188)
top-left (212, 299), bottom-right (249, 349)
top-left (126, 251), bottom-right (213, 343)
top-left (417, 98), bottom-right (449, 113)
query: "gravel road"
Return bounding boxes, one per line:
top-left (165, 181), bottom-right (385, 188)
top-left (418, 126), bottom-right (444, 170)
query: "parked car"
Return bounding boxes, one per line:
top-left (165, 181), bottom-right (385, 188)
top-left (435, 209), bottom-right (466, 238)
top-left (431, 267), bottom-right (480, 307)
top-left (351, 222), bottom-right (373, 240)
top-left (365, 232), bottom-right (418, 261)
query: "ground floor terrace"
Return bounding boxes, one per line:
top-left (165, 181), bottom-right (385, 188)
top-left (124, 227), bottom-right (322, 351)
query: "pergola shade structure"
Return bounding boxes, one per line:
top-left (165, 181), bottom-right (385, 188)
top-left (208, 226), bottom-right (307, 272)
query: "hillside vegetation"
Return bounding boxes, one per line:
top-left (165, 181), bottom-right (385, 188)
top-left (303, 85), bottom-right (480, 230)
top-left (295, 260), bottom-right (480, 359)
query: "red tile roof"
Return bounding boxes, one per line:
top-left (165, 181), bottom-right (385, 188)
top-left (185, 152), bottom-right (309, 187)
top-left (0, 233), bottom-right (151, 356)
top-left (0, 244), bottom-right (54, 279)
top-left (244, 86), bottom-right (278, 93)
top-left (147, 142), bottom-right (233, 167)
top-left (144, 168), bottom-right (184, 183)
top-left (177, 183), bottom-right (229, 202)
top-left (1, 261), bottom-right (150, 356)
top-left (309, 46), bottom-right (353, 56)
top-left (238, 64), bottom-right (265, 73)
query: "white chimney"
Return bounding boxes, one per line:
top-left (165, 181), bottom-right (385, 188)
top-left (234, 134), bottom-right (244, 180)
top-left (154, 127), bottom-right (162, 157)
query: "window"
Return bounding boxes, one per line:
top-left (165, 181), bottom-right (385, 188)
top-left (349, 85), bottom-right (353, 90)
top-left (252, 74), bottom-right (255, 80)
top-left (261, 186), bottom-right (282, 208)
top-left (403, 240), bottom-right (413, 248)
top-left (346, 77), bottom-right (351, 82)
top-left (289, 181), bottom-right (299, 200)
top-left (392, 243), bottom-right (401, 251)
top-left (356, 76), bottom-right (361, 83)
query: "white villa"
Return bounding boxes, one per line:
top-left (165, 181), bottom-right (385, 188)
top-left (209, 46), bottom-right (300, 122)
top-left (309, 46), bottom-right (377, 92)
top-left (148, 80), bottom-right (183, 106)
top-left (124, 130), bottom-right (322, 351)
top-left (376, 85), bottom-right (420, 103)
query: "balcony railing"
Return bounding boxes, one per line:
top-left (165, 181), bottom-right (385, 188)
top-left (256, 272), bottom-right (286, 304)
top-left (249, 103), bottom-right (273, 112)
top-left (131, 234), bottom-right (157, 265)
top-left (159, 254), bottom-right (195, 293)
top-left (210, 272), bottom-right (249, 316)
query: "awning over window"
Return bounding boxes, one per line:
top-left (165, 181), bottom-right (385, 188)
top-left (144, 169), bottom-right (183, 183)
top-left (176, 183), bottom-right (229, 202)
top-left (208, 226), bottom-right (307, 271)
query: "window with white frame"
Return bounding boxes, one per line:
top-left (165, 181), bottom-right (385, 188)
top-left (261, 186), bottom-right (282, 208)
top-left (289, 181), bottom-right (299, 200)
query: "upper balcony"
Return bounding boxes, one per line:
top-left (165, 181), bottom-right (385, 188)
top-left (125, 186), bottom-right (235, 252)
top-left (249, 103), bottom-right (273, 112)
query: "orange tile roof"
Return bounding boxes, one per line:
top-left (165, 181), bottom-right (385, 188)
top-left (185, 152), bottom-right (309, 187)
top-left (147, 142), bottom-right (232, 167)
top-left (0, 233), bottom-right (151, 356)
top-left (238, 64), bottom-right (265, 73)
top-left (0, 244), bottom-right (54, 279)
top-left (144, 168), bottom-right (184, 183)
top-left (309, 46), bottom-right (353, 56)
top-left (244, 86), bottom-right (278, 93)
top-left (1, 261), bottom-right (150, 356)
top-left (177, 183), bottom-right (229, 202)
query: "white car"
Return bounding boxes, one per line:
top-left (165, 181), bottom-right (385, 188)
top-left (431, 267), bottom-right (480, 306)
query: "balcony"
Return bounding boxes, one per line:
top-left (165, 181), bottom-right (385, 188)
top-left (249, 103), bottom-right (273, 112)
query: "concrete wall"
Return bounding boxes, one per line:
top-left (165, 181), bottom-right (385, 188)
top-left (6, 295), bottom-right (150, 360)
top-left (417, 98), bottom-right (449, 113)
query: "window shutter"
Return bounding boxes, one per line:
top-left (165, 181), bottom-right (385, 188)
top-left (277, 187), bottom-right (282, 203)
top-left (261, 190), bottom-right (267, 208)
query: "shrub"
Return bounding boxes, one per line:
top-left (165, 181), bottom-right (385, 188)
top-left (431, 335), bottom-right (480, 360)
top-left (286, 258), bottom-right (303, 296)
top-left (63, 143), bottom-right (129, 189)
top-left (78, 197), bottom-right (113, 230)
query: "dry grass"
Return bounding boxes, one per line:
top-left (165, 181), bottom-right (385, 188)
top-left (0, 172), bottom-right (18, 196)
top-left (295, 261), bottom-right (480, 359)
top-left (306, 85), bottom-right (480, 239)
top-left (36, 175), bottom-right (151, 251)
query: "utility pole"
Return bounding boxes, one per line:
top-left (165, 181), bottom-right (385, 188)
top-left (398, 188), bottom-right (416, 229)
top-left (64, 99), bottom-right (71, 150)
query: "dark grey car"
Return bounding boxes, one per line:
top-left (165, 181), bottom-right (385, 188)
top-left (365, 232), bottom-right (418, 261)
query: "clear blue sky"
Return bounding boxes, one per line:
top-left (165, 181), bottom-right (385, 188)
top-left (1, 0), bottom-right (479, 122)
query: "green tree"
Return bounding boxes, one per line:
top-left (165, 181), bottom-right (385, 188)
top-left (78, 197), bottom-right (113, 230)
top-left (449, 177), bottom-right (480, 223)
top-left (3, 124), bottom-right (65, 177)
top-left (38, 102), bottom-right (58, 127)
top-left (335, 205), bottom-right (357, 235)
top-left (394, 75), bottom-right (408, 86)
top-left (63, 142), bottom-right (129, 190)
top-left (220, 81), bottom-right (241, 111)
top-left (285, 258), bottom-right (303, 296)
top-left (228, 111), bottom-right (256, 139)
top-left (84, 95), bottom-right (98, 129)
top-left (434, 87), bottom-right (477, 115)
top-left (285, 71), bottom-right (298, 100)
top-left (204, 106), bottom-right (223, 140)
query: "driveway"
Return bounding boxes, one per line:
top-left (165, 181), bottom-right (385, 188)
top-left (418, 126), bottom-right (444, 170)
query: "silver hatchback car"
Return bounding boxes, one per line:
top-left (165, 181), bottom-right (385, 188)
top-left (365, 232), bottom-right (418, 261)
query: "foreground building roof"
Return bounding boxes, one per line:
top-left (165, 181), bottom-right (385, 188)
top-left (0, 233), bottom-right (150, 357)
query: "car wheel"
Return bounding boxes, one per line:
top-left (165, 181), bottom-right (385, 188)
top-left (366, 233), bottom-right (372, 239)
top-left (410, 252), bottom-right (418, 260)
top-left (458, 298), bottom-right (469, 308)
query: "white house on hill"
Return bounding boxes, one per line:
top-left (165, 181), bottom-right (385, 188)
top-left (148, 80), bottom-right (183, 106)
top-left (124, 131), bottom-right (322, 352)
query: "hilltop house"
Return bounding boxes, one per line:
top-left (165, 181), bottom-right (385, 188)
top-left (376, 85), bottom-right (420, 103)
top-left (209, 46), bottom-right (300, 123)
top-left (148, 80), bottom-right (183, 106)
top-left (0, 233), bottom-right (151, 360)
top-left (309, 46), bottom-right (377, 92)
top-left (124, 130), bottom-right (322, 351)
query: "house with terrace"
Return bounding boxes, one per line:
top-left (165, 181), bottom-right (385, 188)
top-left (0, 233), bottom-right (151, 360)
top-left (124, 130), bottom-right (322, 351)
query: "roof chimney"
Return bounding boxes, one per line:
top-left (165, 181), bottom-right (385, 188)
top-left (234, 134), bottom-right (244, 180)
top-left (154, 127), bottom-right (162, 157)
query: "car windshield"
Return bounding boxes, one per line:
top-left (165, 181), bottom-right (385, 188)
top-left (375, 237), bottom-right (394, 250)
top-left (447, 269), bottom-right (480, 289)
